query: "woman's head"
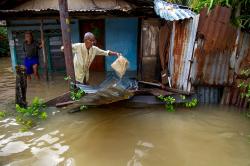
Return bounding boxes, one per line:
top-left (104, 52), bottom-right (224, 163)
top-left (24, 31), bottom-right (33, 43)
top-left (84, 32), bottom-right (96, 49)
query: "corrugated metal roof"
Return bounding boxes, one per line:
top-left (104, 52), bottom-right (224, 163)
top-left (154, 0), bottom-right (196, 21)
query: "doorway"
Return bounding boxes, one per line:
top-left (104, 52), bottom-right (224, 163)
top-left (79, 19), bottom-right (105, 72)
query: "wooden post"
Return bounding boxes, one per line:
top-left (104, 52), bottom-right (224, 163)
top-left (40, 20), bottom-right (49, 81)
top-left (58, 0), bottom-right (75, 85)
top-left (15, 65), bottom-right (27, 108)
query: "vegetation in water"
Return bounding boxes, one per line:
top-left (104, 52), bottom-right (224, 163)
top-left (180, 95), bottom-right (186, 100)
top-left (15, 97), bottom-right (47, 131)
top-left (64, 76), bottom-right (85, 101)
top-left (180, 95), bottom-right (199, 108)
top-left (158, 95), bottom-right (176, 112)
top-left (0, 111), bottom-right (6, 118)
top-left (185, 98), bottom-right (198, 108)
top-left (158, 95), bottom-right (198, 112)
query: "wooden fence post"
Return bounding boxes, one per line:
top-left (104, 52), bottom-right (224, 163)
top-left (15, 65), bottom-right (27, 108)
top-left (58, 0), bottom-right (75, 87)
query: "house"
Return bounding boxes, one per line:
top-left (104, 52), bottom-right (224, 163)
top-left (0, 0), bottom-right (153, 76)
top-left (0, 0), bottom-right (195, 82)
top-left (2, 0), bottom-right (248, 107)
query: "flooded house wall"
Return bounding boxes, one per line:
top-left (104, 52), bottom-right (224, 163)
top-left (159, 15), bottom-right (199, 91)
top-left (190, 6), bottom-right (237, 86)
top-left (220, 32), bottom-right (250, 107)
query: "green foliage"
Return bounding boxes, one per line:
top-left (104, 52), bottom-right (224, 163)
top-left (237, 69), bottom-right (250, 118)
top-left (0, 111), bottom-right (6, 118)
top-left (238, 69), bottom-right (250, 102)
top-left (71, 89), bottom-right (85, 101)
top-left (158, 95), bottom-right (199, 112)
top-left (15, 97), bottom-right (47, 131)
top-left (64, 76), bottom-right (71, 81)
top-left (180, 95), bottom-right (186, 100)
top-left (240, 69), bottom-right (250, 77)
top-left (189, 0), bottom-right (250, 29)
top-left (185, 98), bottom-right (198, 108)
top-left (64, 76), bottom-right (85, 101)
top-left (158, 95), bottom-right (176, 112)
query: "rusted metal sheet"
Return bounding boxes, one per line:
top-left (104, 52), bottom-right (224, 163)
top-left (76, 75), bottom-right (137, 105)
top-left (221, 86), bottom-right (249, 108)
top-left (167, 15), bottom-right (199, 91)
top-left (194, 86), bottom-right (223, 104)
top-left (190, 6), bottom-right (237, 86)
top-left (234, 32), bottom-right (250, 75)
top-left (220, 32), bottom-right (250, 108)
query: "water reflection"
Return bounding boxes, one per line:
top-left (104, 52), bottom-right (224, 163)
top-left (0, 126), bottom-right (69, 166)
top-left (0, 57), bottom-right (250, 166)
top-left (127, 141), bottom-right (154, 166)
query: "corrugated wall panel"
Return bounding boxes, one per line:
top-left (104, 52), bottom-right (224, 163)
top-left (190, 6), bottom-right (237, 86)
top-left (167, 15), bottom-right (199, 92)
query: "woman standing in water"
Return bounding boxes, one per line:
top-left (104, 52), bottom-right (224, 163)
top-left (23, 31), bottom-right (42, 80)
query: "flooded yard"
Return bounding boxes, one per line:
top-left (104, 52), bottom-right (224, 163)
top-left (0, 57), bottom-right (250, 166)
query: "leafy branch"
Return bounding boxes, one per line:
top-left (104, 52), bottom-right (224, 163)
top-left (16, 97), bottom-right (47, 131)
top-left (64, 76), bottom-right (85, 101)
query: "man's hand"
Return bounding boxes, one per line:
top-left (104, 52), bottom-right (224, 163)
top-left (109, 51), bottom-right (121, 57)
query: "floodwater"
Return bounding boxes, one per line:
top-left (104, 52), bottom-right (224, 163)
top-left (0, 57), bottom-right (250, 166)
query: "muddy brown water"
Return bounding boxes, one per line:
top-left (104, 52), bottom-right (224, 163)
top-left (0, 57), bottom-right (250, 166)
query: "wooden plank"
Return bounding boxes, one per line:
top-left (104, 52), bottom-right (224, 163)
top-left (40, 19), bottom-right (49, 81)
top-left (58, 0), bottom-right (75, 85)
top-left (45, 91), bottom-right (71, 107)
top-left (56, 100), bottom-right (75, 107)
top-left (138, 81), bottom-right (194, 95)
